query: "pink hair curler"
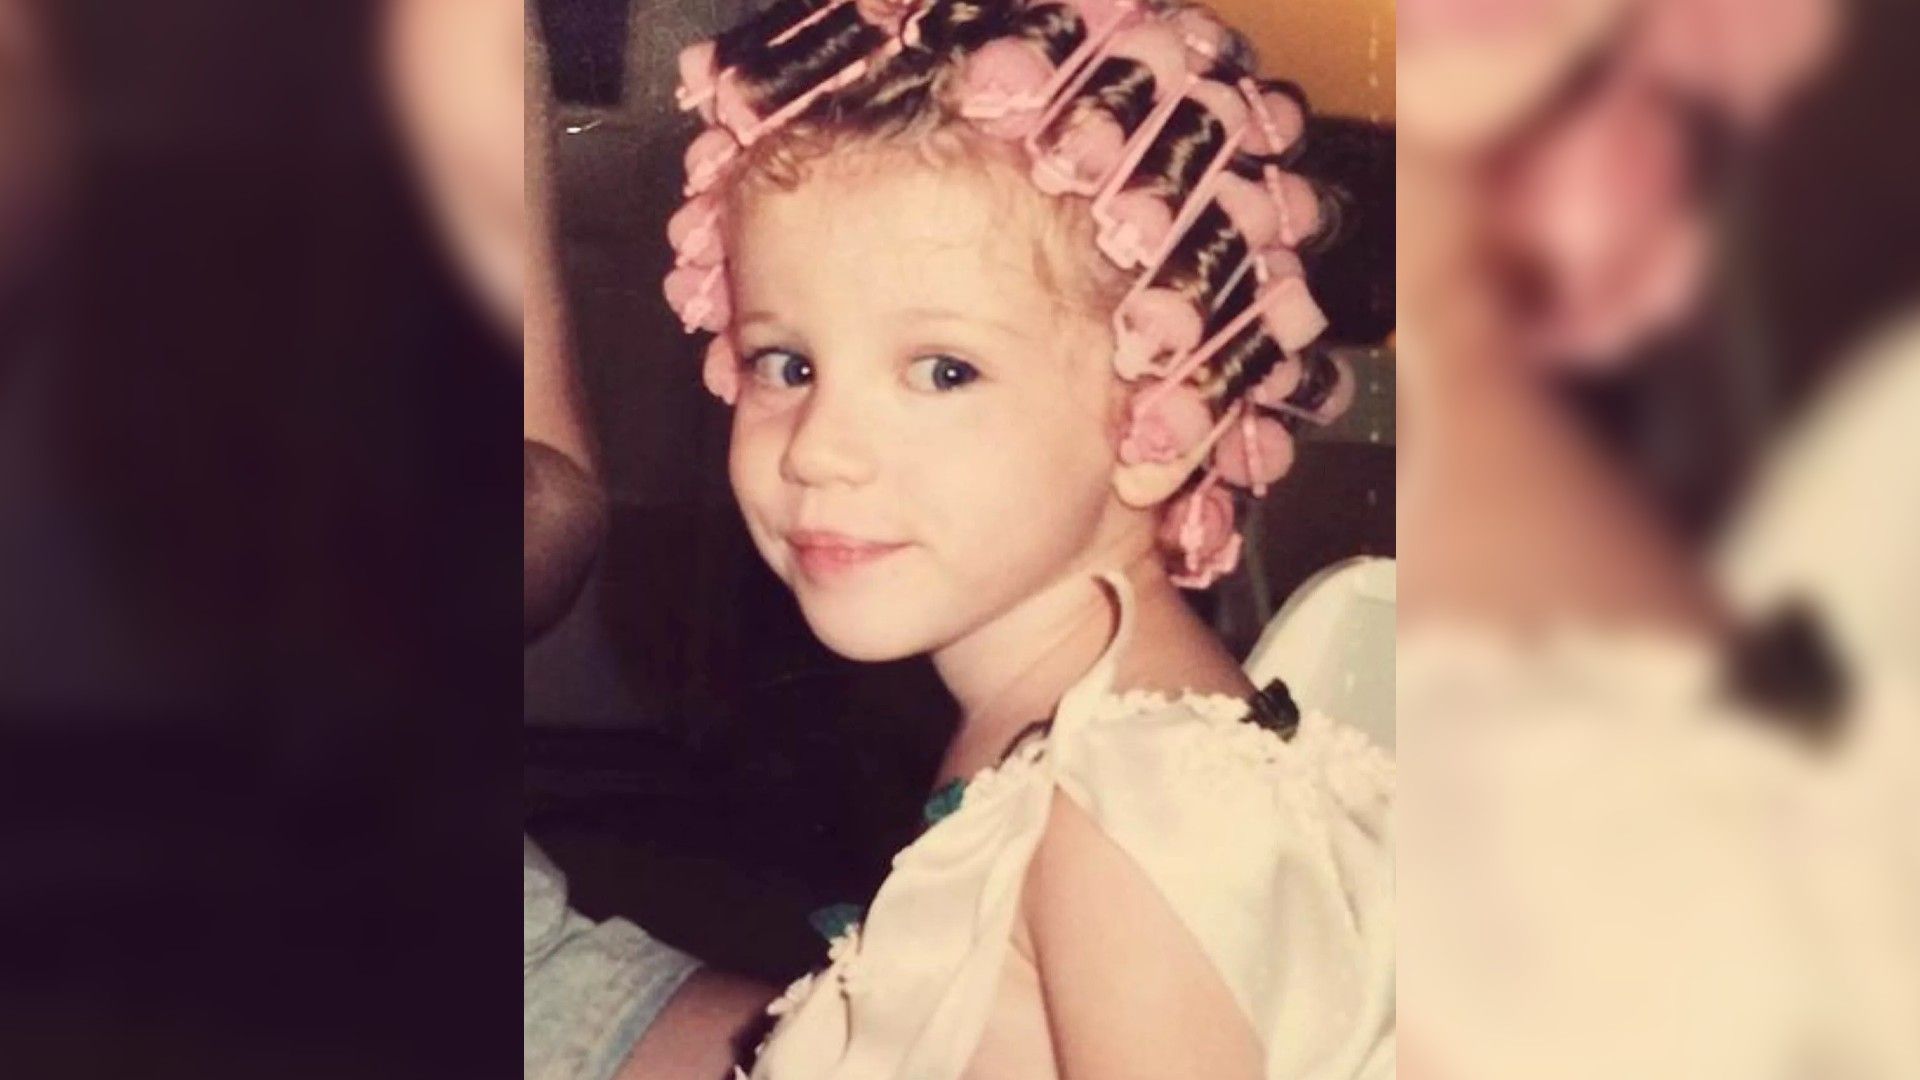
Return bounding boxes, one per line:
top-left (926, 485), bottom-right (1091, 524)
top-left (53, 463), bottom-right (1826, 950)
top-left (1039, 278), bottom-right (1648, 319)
top-left (1213, 171), bottom-right (1285, 252)
top-left (668, 194), bottom-right (727, 268)
top-left (1119, 378), bottom-right (1215, 465)
top-left (1249, 352), bottom-right (1304, 406)
top-left (1257, 273), bottom-right (1329, 354)
top-left (1214, 408), bottom-right (1294, 494)
top-left (1239, 78), bottom-right (1306, 158)
top-left (1261, 164), bottom-right (1321, 246)
top-left (1062, 0), bottom-right (1132, 36)
top-left (1164, 469), bottom-right (1242, 588)
top-left (1096, 190), bottom-right (1176, 268)
top-left (1113, 287), bottom-right (1205, 378)
top-left (1085, 77), bottom-right (1197, 235)
top-left (952, 0), bottom-right (1139, 142)
top-left (702, 334), bottom-right (742, 405)
top-left (683, 128), bottom-right (743, 197)
top-left (1031, 113), bottom-right (1128, 196)
top-left (954, 37), bottom-right (1058, 133)
top-left (664, 263), bottom-right (732, 334)
top-left (1173, 7), bottom-right (1233, 71)
top-left (1105, 22), bottom-right (1191, 95)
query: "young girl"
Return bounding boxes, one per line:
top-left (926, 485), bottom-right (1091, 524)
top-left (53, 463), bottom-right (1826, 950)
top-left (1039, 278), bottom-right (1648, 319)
top-left (662, 1), bottom-right (1392, 1075)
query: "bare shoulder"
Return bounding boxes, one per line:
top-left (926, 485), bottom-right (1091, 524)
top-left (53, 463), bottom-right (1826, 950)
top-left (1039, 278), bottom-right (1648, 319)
top-left (1115, 584), bottom-right (1258, 702)
top-left (1019, 790), bottom-right (1263, 1079)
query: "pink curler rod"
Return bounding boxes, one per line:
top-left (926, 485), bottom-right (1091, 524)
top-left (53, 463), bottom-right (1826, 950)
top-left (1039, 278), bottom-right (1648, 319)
top-left (1236, 406), bottom-right (1270, 497)
top-left (679, 264), bottom-right (729, 334)
top-left (768, 0), bottom-right (857, 48)
top-left (1260, 163), bottom-right (1316, 247)
top-left (682, 128), bottom-right (744, 197)
top-left (1211, 246), bottom-right (1260, 312)
top-left (1158, 409), bottom-right (1243, 502)
top-left (1239, 77), bottom-right (1288, 153)
top-left (1167, 466), bottom-right (1234, 584)
top-left (676, 42), bottom-right (719, 114)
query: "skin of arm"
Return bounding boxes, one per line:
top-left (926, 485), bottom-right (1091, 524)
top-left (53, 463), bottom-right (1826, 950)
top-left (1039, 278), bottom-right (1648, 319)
top-left (618, 969), bottom-right (776, 1080)
top-left (1022, 790), bottom-right (1264, 1080)
top-left (522, 439), bottom-right (607, 641)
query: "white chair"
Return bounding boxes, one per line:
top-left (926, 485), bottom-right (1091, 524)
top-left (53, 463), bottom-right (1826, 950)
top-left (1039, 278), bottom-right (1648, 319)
top-left (1242, 556), bottom-right (1396, 752)
top-left (1716, 313), bottom-right (1920, 681)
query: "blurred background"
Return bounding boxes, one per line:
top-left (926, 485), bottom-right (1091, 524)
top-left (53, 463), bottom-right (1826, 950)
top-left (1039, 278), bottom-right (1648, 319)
top-left (1545, 0), bottom-right (1920, 542)
top-left (524, 0), bottom-right (1397, 982)
top-left (1395, 2), bottom-right (1920, 1075)
top-left (1, 1), bottom-right (520, 1075)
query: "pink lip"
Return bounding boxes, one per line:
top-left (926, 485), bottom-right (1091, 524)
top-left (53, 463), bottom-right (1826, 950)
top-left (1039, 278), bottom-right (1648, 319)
top-left (787, 530), bottom-right (909, 581)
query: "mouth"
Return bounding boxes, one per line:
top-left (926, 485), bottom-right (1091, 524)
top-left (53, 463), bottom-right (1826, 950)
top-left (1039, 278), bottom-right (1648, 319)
top-left (786, 530), bottom-right (910, 582)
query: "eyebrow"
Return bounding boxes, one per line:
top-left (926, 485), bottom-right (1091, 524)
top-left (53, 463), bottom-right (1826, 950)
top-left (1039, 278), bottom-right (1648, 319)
top-left (893, 306), bottom-right (1035, 342)
top-left (734, 306), bottom-right (1038, 343)
top-left (735, 311), bottom-right (784, 332)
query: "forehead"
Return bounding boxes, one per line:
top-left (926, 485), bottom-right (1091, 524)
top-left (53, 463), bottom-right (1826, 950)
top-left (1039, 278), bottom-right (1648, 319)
top-left (729, 152), bottom-right (1062, 325)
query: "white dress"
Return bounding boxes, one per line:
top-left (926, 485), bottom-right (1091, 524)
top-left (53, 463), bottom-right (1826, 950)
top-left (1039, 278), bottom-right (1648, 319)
top-left (746, 573), bottom-right (1397, 1080)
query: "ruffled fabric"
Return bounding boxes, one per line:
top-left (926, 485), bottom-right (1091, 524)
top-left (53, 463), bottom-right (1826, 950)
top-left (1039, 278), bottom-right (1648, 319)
top-left (748, 572), bottom-right (1396, 1079)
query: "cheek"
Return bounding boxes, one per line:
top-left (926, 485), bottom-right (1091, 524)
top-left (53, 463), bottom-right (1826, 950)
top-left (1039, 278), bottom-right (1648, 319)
top-left (727, 405), bottom-right (791, 522)
top-left (912, 396), bottom-right (1114, 546)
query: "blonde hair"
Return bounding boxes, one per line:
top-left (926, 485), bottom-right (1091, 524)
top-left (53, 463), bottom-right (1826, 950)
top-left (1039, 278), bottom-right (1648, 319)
top-left (722, 117), bottom-right (1131, 328)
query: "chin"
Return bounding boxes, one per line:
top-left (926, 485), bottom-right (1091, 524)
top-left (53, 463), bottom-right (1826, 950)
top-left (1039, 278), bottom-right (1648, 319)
top-left (794, 593), bottom-right (941, 663)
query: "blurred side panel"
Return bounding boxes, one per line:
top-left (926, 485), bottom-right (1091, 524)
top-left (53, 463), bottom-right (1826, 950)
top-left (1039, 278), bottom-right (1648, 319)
top-left (0, 1), bottom-right (521, 1076)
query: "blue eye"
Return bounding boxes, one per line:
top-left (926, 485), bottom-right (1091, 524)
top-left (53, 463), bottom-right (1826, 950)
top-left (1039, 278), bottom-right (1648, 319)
top-left (749, 349), bottom-right (813, 389)
top-left (906, 355), bottom-right (981, 393)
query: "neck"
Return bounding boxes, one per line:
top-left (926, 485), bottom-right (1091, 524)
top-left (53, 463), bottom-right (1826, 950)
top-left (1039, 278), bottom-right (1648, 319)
top-left (930, 542), bottom-right (1156, 784)
top-left (929, 536), bottom-right (1251, 785)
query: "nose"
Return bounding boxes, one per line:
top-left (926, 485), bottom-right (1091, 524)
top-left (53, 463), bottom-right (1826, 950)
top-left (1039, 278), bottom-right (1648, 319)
top-left (779, 379), bottom-right (878, 489)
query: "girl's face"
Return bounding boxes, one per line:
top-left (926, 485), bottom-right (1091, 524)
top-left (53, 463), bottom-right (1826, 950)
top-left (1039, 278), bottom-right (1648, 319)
top-left (727, 153), bottom-right (1132, 662)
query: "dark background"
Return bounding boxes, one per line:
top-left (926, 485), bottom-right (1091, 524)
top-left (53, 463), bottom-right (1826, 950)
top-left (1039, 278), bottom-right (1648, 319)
top-left (1, 2), bottom-right (520, 1076)
top-left (526, 0), bottom-right (1396, 984)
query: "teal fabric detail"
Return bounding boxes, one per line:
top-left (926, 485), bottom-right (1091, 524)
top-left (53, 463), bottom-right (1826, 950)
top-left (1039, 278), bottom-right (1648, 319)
top-left (922, 778), bottom-right (967, 826)
top-left (808, 902), bottom-right (865, 944)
